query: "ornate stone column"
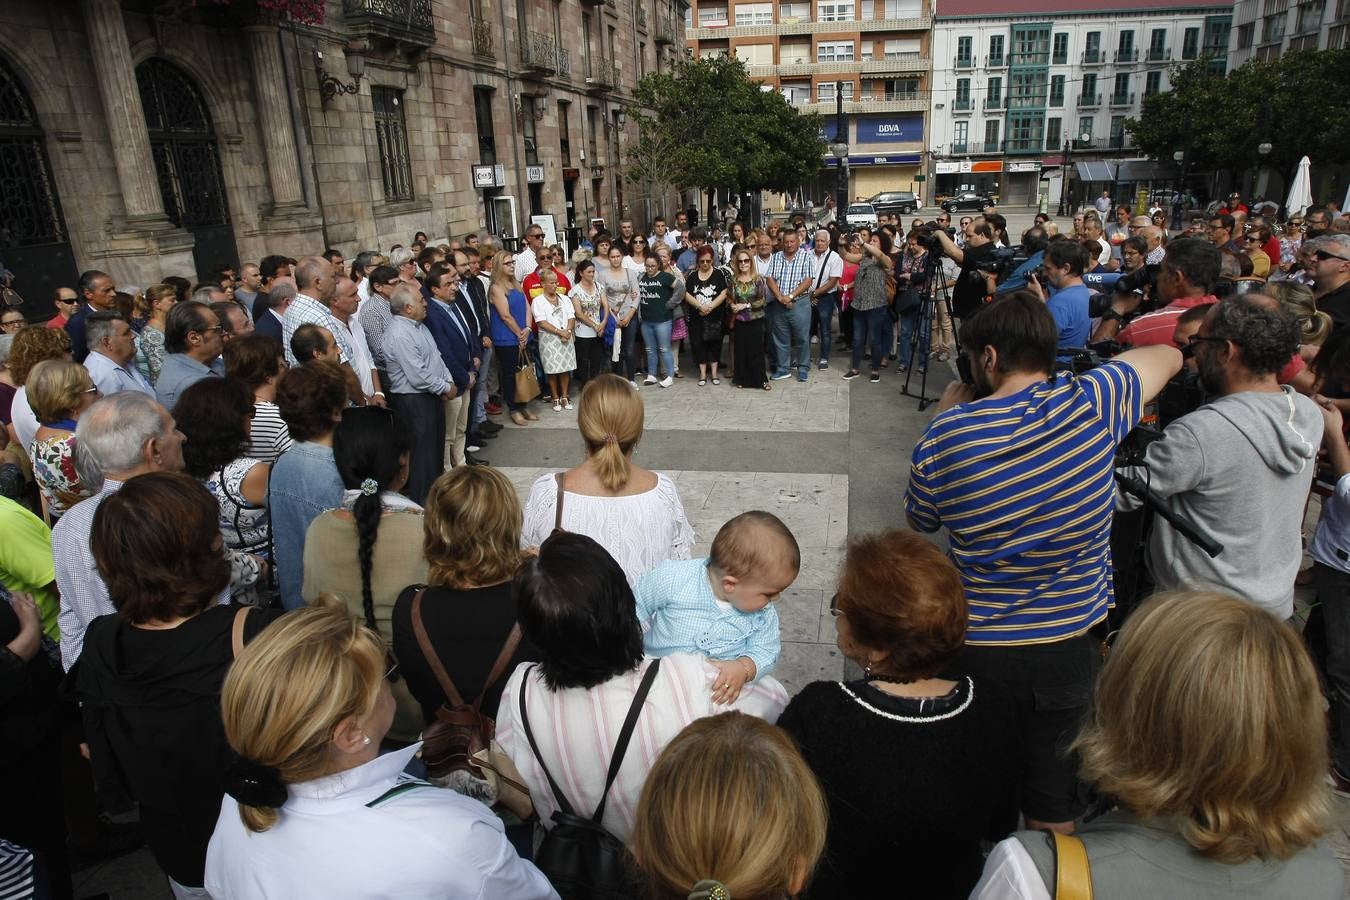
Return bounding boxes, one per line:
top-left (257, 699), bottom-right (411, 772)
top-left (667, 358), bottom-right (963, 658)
top-left (246, 24), bottom-right (305, 211)
top-left (81, 0), bottom-right (172, 225)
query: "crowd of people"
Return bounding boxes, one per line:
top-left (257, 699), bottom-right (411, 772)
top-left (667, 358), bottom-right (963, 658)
top-left (1, 195), bottom-right (1350, 899)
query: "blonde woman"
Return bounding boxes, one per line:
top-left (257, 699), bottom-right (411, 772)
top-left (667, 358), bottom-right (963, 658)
top-left (1267, 280), bottom-right (1332, 348)
top-left (487, 249), bottom-right (538, 427)
top-left (134, 283), bottom-right (177, 385)
top-left (521, 374), bottom-right (694, 585)
top-left (972, 591), bottom-right (1342, 898)
top-left (205, 598), bottom-right (556, 899)
top-left (27, 359), bottom-right (97, 522)
top-left (631, 713), bottom-right (828, 900)
top-left (391, 465), bottom-right (540, 726)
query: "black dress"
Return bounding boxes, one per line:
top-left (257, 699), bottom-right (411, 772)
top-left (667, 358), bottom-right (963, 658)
top-left (778, 676), bottom-right (1019, 900)
top-left (390, 583), bottom-right (541, 723)
top-left (70, 604), bottom-right (281, 888)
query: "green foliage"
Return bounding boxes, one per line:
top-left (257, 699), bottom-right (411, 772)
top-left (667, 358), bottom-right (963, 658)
top-left (1126, 49), bottom-right (1350, 175)
top-left (626, 56), bottom-right (825, 198)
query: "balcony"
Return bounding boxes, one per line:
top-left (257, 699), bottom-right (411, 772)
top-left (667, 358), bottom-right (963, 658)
top-left (1146, 47), bottom-right (1171, 63)
top-left (972, 140), bottom-right (1003, 155)
top-left (1109, 134), bottom-right (1127, 150)
top-left (1081, 49), bottom-right (1104, 64)
top-left (1077, 93), bottom-right (1102, 107)
top-left (794, 92), bottom-right (929, 115)
top-left (558, 47), bottom-right (571, 79)
top-left (1005, 139), bottom-right (1043, 155)
top-left (983, 96), bottom-right (1004, 110)
top-left (955, 54), bottom-right (975, 69)
top-left (986, 53), bottom-right (1006, 68)
top-left (1049, 93), bottom-right (1064, 108)
top-left (952, 97), bottom-right (973, 112)
top-left (951, 142), bottom-right (968, 154)
top-left (744, 54), bottom-right (926, 78)
top-left (1115, 48), bottom-right (1139, 63)
top-left (1052, 52), bottom-right (1068, 64)
top-left (470, 14), bottom-right (493, 57)
top-left (1110, 91), bottom-right (1135, 107)
top-left (520, 31), bottom-right (559, 75)
top-left (686, 15), bottom-right (930, 40)
top-left (585, 59), bottom-right (616, 93)
top-left (635, 1), bottom-right (646, 29)
top-left (342, 0), bottom-right (434, 49)
top-left (655, 20), bottom-right (676, 44)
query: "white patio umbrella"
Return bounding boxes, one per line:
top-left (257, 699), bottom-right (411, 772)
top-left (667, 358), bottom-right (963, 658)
top-left (1286, 156), bottom-right (1313, 219)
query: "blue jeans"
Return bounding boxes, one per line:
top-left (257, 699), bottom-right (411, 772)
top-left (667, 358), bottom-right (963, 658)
top-left (641, 319), bottom-right (674, 378)
top-left (769, 299), bottom-right (812, 374)
top-left (850, 306), bottom-right (889, 372)
top-left (472, 343), bottom-right (492, 426)
top-left (897, 308), bottom-right (931, 368)
top-left (614, 322), bottom-right (638, 379)
top-left (815, 293), bottom-right (839, 361)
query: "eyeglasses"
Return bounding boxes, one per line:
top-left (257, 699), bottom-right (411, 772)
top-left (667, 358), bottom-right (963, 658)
top-left (829, 593), bottom-right (843, 618)
top-left (195, 325), bottom-right (223, 335)
top-left (0, 319), bottom-right (22, 329)
top-left (84, 385), bottom-right (101, 394)
top-left (384, 649), bottom-right (401, 683)
top-left (1184, 334), bottom-right (1228, 356)
top-left (736, 257), bottom-right (752, 263)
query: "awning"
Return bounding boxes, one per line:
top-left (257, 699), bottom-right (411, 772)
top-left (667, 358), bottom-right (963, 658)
top-left (1115, 159), bottom-right (1180, 182)
top-left (1075, 160), bottom-right (1116, 182)
top-left (824, 153), bottom-right (922, 167)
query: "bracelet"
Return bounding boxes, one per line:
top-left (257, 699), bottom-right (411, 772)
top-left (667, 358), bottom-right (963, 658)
top-left (740, 658), bottom-right (754, 679)
top-left (372, 391), bottom-right (385, 397)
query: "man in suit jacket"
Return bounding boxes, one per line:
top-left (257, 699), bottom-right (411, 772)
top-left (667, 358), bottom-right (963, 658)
top-left (451, 250), bottom-right (500, 449)
top-left (423, 263), bottom-right (479, 468)
top-left (254, 279), bottom-right (295, 344)
top-left (67, 270), bottom-right (118, 364)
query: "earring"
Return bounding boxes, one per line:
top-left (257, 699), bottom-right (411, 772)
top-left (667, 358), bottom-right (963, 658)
top-left (362, 736), bottom-right (371, 746)
top-left (864, 663), bottom-right (872, 677)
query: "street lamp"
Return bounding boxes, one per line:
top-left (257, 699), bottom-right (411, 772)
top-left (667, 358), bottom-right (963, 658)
top-left (1060, 131), bottom-right (1092, 216)
top-left (1252, 140), bottom-right (1272, 200)
top-left (830, 80), bottom-right (849, 217)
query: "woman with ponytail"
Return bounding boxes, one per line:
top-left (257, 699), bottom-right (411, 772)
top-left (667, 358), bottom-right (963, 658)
top-left (205, 597), bottom-right (557, 900)
top-left (521, 373), bottom-right (694, 585)
top-left (301, 406), bottom-right (426, 741)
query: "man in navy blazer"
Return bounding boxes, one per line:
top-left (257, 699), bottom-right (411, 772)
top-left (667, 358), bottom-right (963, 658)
top-left (423, 263), bottom-right (480, 467)
top-left (253, 280), bottom-right (294, 344)
top-left (451, 250), bottom-right (500, 448)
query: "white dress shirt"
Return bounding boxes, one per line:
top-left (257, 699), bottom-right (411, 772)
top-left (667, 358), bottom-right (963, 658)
top-left (84, 350), bottom-right (154, 397)
top-left (334, 315), bottom-right (376, 396)
top-left (205, 744), bottom-right (558, 900)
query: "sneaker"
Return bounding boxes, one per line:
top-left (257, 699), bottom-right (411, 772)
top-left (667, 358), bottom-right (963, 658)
top-left (1327, 767), bottom-right (1350, 798)
top-left (486, 402), bottom-right (503, 415)
top-left (818, 359), bottom-right (829, 370)
top-left (797, 370), bottom-right (809, 382)
top-left (564, 399), bottom-right (574, 410)
top-left (842, 370), bottom-right (861, 381)
top-left (644, 375), bottom-right (658, 385)
top-left (870, 372), bottom-right (881, 383)
top-left (552, 402), bottom-right (562, 412)
top-left (811, 335), bottom-right (819, 344)
top-left (630, 379), bottom-right (640, 389)
top-left (659, 376), bottom-right (674, 388)
top-left (466, 443), bottom-right (482, 453)
top-left (896, 363), bottom-right (908, 374)
top-left (770, 370), bottom-right (792, 381)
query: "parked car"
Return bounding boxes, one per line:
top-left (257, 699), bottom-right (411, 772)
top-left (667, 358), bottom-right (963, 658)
top-left (869, 191), bottom-right (922, 215)
top-left (844, 203), bottom-right (879, 229)
top-left (941, 192), bottom-right (994, 213)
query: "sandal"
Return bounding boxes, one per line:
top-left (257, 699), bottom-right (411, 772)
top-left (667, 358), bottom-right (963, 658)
top-left (510, 412), bottom-right (529, 426)
top-left (762, 383), bottom-right (772, 391)
top-left (698, 378), bottom-right (707, 386)
top-left (564, 399), bottom-right (574, 411)
top-left (553, 402), bottom-right (563, 412)
top-left (711, 378), bottom-right (721, 385)
top-left (523, 409), bottom-right (540, 421)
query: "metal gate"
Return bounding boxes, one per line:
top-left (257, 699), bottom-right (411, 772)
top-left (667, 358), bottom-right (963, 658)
top-left (0, 54), bottom-right (77, 322)
top-left (136, 59), bottom-right (237, 279)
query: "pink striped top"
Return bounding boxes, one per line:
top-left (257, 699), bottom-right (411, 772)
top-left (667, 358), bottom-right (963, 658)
top-left (495, 652), bottom-right (789, 841)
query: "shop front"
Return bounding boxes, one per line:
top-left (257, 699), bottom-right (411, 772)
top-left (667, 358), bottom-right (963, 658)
top-left (934, 160), bottom-right (1003, 203)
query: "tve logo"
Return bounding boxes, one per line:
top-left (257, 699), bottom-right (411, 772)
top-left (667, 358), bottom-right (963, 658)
top-left (856, 115), bottom-right (923, 144)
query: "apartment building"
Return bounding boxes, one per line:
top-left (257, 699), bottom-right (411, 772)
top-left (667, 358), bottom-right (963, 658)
top-left (1228, 0), bottom-right (1349, 68)
top-left (685, 0), bottom-right (933, 201)
top-left (929, 0), bottom-right (1230, 206)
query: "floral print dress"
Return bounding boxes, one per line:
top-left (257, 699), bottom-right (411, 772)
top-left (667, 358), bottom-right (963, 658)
top-left (30, 433), bottom-right (89, 521)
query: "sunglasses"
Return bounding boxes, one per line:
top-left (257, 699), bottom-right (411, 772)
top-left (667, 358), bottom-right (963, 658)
top-left (1244, 236), bottom-right (1262, 243)
top-left (829, 593), bottom-right (842, 617)
top-left (1315, 250), bottom-right (1350, 262)
top-left (736, 257), bottom-right (752, 263)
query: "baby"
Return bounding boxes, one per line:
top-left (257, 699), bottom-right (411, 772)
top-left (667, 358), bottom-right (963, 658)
top-left (635, 511), bottom-right (799, 703)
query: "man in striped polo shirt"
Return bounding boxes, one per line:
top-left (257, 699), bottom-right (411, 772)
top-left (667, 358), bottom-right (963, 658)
top-left (905, 294), bottom-right (1181, 834)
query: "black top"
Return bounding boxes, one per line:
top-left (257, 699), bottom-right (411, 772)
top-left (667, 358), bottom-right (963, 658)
top-left (391, 582), bottom-right (541, 723)
top-left (954, 242), bottom-right (996, 319)
top-left (1318, 282), bottom-right (1350, 332)
top-left (0, 594), bottom-right (62, 770)
top-left (70, 604), bottom-right (281, 887)
top-left (778, 677), bottom-right (1019, 900)
top-left (685, 269), bottom-right (729, 309)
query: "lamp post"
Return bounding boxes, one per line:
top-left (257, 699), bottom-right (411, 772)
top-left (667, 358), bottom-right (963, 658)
top-left (1252, 140), bottom-right (1272, 202)
top-left (830, 80), bottom-right (849, 218)
top-left (1058, 139), bottom-right (1072, 216)
top-left (1173, 150), bottom-right (1187, 230)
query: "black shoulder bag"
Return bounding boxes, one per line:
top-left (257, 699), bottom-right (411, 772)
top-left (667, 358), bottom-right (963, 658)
top-left (519, 658), bottom-right (661, 900)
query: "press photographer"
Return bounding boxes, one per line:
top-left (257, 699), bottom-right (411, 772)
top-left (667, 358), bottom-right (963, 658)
top-left (1024, 240), bottom-right (1091, 363)
top-left (929, 219), bottom-right (997, 320)
top-left (905, 293), bottom-right (1180, 835)
top-left (994, 227), bottom-right (1048, 295)
top-left (1092, 238), bottom-right (1220, 346)
top-left (1117, 295), bottom-right (1322, 619)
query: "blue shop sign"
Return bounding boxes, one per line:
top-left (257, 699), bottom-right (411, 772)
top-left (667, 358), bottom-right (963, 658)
top-left (824, 153), bottom-right (922, 167)
top-left (855, 115), bottom-right (923, 144)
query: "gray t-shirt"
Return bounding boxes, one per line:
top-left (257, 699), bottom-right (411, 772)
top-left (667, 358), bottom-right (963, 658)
top-left (597, 265), bottom-right (639, 321)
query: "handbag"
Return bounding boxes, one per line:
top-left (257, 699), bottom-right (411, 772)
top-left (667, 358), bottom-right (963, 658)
top-left (410, 587), bottom-right (534, 820)
top-left (515, 348), bottom-right (542, 403)
top-left (520, 659), bottom-right (660, 900)
top-left (1, 287), bottom-right (22, 309)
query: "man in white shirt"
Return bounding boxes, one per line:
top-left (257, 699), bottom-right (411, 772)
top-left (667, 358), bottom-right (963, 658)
top-left (283, 255), bottom-right (363, 404)
top-left (649, 216), bottom-right (678, 251)
top-left (754, 233), bottom-right (775, 277)
top-left (808, 230), bottom-right (844, 369)
top-left (515, 224), bottom-right (546, 279)
top-left (83, 310), bottom-right (153, 396)
top-left (329, 275), bottom-right (384, 407)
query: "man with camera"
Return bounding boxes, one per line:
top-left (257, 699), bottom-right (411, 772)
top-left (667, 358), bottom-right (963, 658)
top-left (994, 227), bottom-right (1048, 295)
top-left (1027, 241), bottom-right (1091, 360)
top-left (930, 218), bottom-right (997, 320)
top-left (1094, 238), bottom-right (1220, 347)
top-left (905, 294), bottom-right (1181, 835)
top-left (1121, 295), bottom-right (1322, 620)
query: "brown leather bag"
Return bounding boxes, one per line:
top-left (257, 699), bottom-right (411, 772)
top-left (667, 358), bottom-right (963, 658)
top-left (411, 588), bottom-right (532, 816)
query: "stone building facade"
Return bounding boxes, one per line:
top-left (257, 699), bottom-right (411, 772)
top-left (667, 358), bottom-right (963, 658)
top-left (0, 0), bottom-right (687, 318)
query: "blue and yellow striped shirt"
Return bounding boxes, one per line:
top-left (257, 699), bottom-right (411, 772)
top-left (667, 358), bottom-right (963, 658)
top-left (905, 362), bottom-right (1142, 645)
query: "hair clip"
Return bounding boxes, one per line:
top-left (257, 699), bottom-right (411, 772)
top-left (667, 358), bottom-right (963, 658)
top-left (689, 880), bottom-right (730, 900)
top-left (360, 477), bottom-right (379, 496)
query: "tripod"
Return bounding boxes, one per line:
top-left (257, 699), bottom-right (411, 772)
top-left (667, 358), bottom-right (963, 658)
top-left (900, 250), bottom-right (961, 411)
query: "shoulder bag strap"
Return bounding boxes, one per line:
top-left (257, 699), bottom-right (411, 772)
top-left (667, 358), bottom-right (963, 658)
top-left (591, 657), bottom-right (661, 824)
top-left (472, 623), bottom-right (523, 710)
top-left (230, 606), bottom-right (250, 658)
top-left (411, 586), bottom-right (465, 708)
top-left (554, 472), bottom-right (566, 532)
top-left (1050, 831), bottom-right (1094, 900)
top-left (519, 663), bottom-right (578, 817)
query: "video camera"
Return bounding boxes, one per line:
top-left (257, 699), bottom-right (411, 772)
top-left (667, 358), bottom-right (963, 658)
top-left (975, 246), bottom-right (1027, 282)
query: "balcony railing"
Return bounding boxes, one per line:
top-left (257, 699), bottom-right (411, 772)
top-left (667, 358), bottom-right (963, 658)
top-left (1005, 140), bottom-right (1043, 155)
top-left (745, 54), bottom-right (926, 77)
top-left (342, 0), bottom-right (434, 48)
top-left (655, 20), bottom-right (676, 44)
top-left (952, 142), bottom-right (968, 154)
top-left (585, 59), bottom-right (615, 91)
top-left (635, 1), bottom-right (646, 29)
top-left (952, 98), bottom-right (973, 111)
top-left (686, 15), bottom-right (929, 39)
top-left (1052, 52), bottom-right (1068, 64)
top-left (983, 96), bottom-right (1004, 110)
top-left (955, 54), bottom-right (974, 69)
top-left (521, 32), bottom-right (559, 74)
top-left (1108, 134), bottom-right (1127, 150)
top-left (1082, 49), bottom-right (1103, 64)
top-left (1146, 47), bottom-right (1171, 62)
top-left (470, 14), bottom-right (493, 57)
top-left (973, 140), bottom-right (1003, 154)
top-left (1115, 48), bottom-right (1139, 62)
top-left (986, 53), bottom-right (1006, 67)
top-left (1049, 93), bottom-right (1064, 107)
top-left (1110, 91), bottom-right (1135, 106)
top-left (1077, 93), bottom-right (1102, 107)
top-left (558, 47), bottom-right (571, 78)
top-left (794, 93), bottom-right (929, 115)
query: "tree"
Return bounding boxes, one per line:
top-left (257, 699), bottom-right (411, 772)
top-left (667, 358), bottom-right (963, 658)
top-left (1127, 50), bottom-right (1350, 179)
top-left (625, 56), bottom-right (825, 209)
